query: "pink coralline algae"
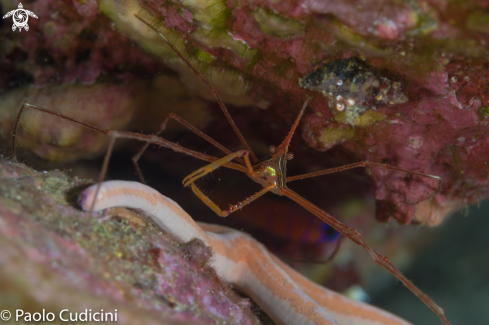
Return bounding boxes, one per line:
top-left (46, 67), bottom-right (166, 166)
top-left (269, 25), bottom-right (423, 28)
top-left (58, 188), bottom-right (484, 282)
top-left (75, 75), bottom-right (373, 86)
top-left (2, 0), bottom-right (489, 227)
top-left (0, 159), bottom-right (271, 325)
top-left (116, 0), bottom-right (489, 226)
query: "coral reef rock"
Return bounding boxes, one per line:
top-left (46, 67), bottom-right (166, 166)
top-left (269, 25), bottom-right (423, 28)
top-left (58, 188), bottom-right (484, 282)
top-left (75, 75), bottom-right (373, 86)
top-left (0, 159), bottom-right (271, 325)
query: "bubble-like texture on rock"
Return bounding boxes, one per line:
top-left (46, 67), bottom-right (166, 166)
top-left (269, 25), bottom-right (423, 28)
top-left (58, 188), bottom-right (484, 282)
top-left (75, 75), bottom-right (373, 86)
top-left (299, 58), bottom-right (408, 125)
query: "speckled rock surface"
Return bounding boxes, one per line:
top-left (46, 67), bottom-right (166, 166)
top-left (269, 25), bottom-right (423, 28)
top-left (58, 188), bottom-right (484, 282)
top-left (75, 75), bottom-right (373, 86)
top-left (0, 158), bottom-right (272, 325)
top-left (2, 0), bottom-right (489, 227)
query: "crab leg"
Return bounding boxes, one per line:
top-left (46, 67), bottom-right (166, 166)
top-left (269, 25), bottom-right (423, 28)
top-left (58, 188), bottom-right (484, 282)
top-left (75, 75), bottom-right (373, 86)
top-left (78, 181), bottom-right (412, 325)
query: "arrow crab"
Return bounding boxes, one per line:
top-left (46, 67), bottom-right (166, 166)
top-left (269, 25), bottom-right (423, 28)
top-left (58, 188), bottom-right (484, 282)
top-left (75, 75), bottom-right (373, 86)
top-left (8, 12), bottom-right (451, 325)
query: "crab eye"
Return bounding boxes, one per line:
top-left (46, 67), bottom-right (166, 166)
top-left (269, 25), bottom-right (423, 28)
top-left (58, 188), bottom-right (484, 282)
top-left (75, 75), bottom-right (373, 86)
top-left (269, 145), bottom-right (276, 154)
top-left (286, 152), bottom-right (294, 160)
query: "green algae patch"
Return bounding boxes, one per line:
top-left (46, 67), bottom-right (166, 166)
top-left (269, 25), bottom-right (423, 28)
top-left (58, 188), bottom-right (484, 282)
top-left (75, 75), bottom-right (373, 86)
top-left (335, 22), bottom-right (392, 56)
top-left (191, 47), bottom-right (215, 65)
top-left (333, 108), bottom-right (386, 127)
top-left (466, 11), bottom-right (489, 35)
top-left (353, 110), bottom-right (387, 127)
top-left (252, 8), bottom-right (304, 38)
top-left (337, 199), bottom-right (369, 221)
top-left (318, 127), bottom-right (355, 148)
top-left (100, 0), bottom-right (257, 97)
top-left (182, 0), bottom-right (256, 61)
top-left (182, 0), bottom-right (231, 38)
top-left (478, 106), bottom-right (489, 119)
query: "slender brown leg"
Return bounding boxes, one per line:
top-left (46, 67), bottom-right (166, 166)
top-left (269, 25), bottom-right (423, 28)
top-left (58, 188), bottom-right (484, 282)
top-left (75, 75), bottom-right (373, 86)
top-left (12, 103), bottom-right (110, 160)
top-left (135, 15), bottom-right (258, 163)
top-left (182, 150), bottom-right (248, 187)
top-left (12, 103), bottom-right (26, 161)
top-left (287, 161), bottom-right (441, 182)
top-left (181, 150), bottom-right (275, 216)
top-left (282, 187), bottom-right (450, 325)
top-left (90, 134), bottom-right (117, 212)
top-left (12, 104), bottom-right (246, 173)
top-left (242, 151), bottom-right (261, 178)
top-left (287, 160), bottom-right (442, 192)
top-left (11, 103), bottom-right (250, 214)
top-left (189, 182), bottom-right (274, 217)
top-left (132, 113), bottom-right (243, 184)
top-left (111, 131), bottom-right (247, 173)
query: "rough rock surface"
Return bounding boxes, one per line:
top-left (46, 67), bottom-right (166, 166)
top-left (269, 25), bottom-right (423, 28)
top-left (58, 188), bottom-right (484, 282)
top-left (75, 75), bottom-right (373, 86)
top-left (0, 158), bottom-right (272, 325)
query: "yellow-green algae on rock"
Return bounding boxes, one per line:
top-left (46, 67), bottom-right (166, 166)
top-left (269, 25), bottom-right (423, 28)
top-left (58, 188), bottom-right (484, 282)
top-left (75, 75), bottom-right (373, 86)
top-left (98, 0), bottom-right (258, 106)
top-left (252, 8), bottom-right (304, 38)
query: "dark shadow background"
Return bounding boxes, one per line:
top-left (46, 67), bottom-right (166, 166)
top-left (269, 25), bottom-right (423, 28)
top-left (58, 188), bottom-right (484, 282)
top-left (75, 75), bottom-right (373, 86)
top-left (373, 200), bottom-right (489, 325)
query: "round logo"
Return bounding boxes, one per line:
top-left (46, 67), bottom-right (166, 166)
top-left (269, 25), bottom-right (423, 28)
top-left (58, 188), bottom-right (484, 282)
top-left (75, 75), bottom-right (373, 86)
top-left (0, 310), bottom-right (11, 321)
